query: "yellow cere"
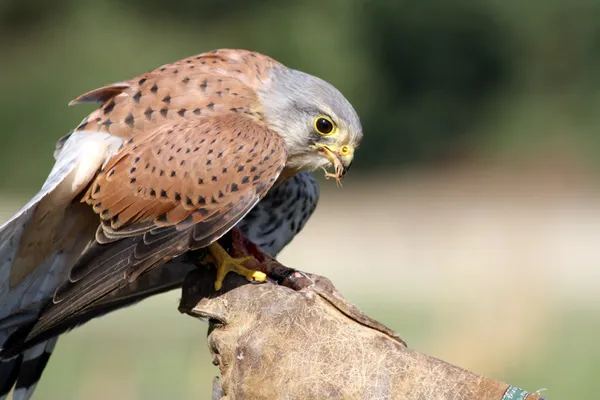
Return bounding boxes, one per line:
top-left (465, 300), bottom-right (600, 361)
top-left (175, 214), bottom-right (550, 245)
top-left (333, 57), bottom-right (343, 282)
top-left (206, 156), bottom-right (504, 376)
top-left (340, 145), bottom-right (352, 156)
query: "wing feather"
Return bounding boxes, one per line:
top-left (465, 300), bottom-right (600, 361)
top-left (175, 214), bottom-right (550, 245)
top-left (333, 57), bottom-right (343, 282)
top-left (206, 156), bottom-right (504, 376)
top-left (38, 113), bottom-right (286, 336)
top-left (5, 172), bottom-right (319, 357)
top-left (0, 131), bottom-right (122, 323)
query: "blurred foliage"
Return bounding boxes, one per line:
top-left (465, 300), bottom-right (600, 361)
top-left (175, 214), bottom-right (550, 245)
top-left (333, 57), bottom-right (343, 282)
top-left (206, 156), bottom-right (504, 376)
top-left (0, 0), bottom-right (599, 193)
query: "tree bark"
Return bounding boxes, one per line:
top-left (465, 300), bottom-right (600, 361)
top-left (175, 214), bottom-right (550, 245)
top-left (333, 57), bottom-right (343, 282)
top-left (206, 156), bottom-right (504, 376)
top-left (178, 267), bottom-right (548, 400)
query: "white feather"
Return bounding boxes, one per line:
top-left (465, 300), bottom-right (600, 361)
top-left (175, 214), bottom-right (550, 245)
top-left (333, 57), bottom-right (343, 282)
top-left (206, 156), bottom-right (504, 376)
top-left (12, 386), bottom-right (35, 400)
top-left (0, 131), bottom-right (122, 348)
top-left (21, 342), bottom-right (46, 362)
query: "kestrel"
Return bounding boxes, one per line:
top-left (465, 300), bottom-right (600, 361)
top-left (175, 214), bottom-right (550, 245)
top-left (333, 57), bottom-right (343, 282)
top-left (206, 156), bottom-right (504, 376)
top-left (0, 49), bottom-right (361, 399)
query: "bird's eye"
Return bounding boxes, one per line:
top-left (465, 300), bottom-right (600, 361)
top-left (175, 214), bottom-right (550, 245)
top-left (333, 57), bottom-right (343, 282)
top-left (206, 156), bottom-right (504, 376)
top-left (314, 116), bottom-right (335, 135)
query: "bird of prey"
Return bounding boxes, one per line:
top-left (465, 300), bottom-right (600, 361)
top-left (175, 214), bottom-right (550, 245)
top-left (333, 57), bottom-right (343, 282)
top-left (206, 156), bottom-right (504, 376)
top-left (0, 48), bottom-right (362, 399)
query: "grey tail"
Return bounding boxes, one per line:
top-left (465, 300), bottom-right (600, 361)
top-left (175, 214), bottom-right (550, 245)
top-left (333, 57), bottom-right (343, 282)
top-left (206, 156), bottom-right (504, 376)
top-left (0, 339), bottom-right (57, 400)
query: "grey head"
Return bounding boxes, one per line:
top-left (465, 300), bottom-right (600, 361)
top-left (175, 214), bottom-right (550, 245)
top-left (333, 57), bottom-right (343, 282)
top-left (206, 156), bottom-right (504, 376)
top-left (258, 65), bottom-right (363, 176)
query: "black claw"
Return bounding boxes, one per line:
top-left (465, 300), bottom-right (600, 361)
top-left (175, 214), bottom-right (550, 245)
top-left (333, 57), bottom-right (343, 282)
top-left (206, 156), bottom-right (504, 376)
top-left (269, 266), bottom-right (298, 285)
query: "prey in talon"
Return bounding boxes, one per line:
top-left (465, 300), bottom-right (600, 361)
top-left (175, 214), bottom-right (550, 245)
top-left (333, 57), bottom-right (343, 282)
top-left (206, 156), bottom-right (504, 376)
top-left (0, 48), bottom-right (362, 398)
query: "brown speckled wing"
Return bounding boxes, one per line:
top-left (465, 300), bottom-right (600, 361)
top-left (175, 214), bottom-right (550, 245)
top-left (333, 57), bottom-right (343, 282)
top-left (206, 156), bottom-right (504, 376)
top-left (42, 114), bottom-right (285, 332)
top-left (38, 50), bottom-right (287, 330)
top-left (71, 50), bottom-right (285, 238)
top-left (83, 114), bottom-right (285, 237)
top-left (70, 49), bottom-right (278, 139)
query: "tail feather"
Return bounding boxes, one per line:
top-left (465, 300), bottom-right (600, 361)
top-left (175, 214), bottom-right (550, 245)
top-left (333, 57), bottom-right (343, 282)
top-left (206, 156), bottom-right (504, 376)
top-left (13, 339), bottom-right (57, 400)
top-left (0, 355), bottom-right (22, 400)
top-left (0, 339), bottom-right (57, 400)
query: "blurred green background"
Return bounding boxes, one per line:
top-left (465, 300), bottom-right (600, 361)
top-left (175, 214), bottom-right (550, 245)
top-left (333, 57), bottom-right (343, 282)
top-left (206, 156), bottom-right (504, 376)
top-left (1, 0), bottom-right (600, 398)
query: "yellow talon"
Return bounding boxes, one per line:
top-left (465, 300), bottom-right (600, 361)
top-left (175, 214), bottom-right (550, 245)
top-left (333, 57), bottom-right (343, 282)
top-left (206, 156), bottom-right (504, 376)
top-left (207, 242), bottom-right (267, 291)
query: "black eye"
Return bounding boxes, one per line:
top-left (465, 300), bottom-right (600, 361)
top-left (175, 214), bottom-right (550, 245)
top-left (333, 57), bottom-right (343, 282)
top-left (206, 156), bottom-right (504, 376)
top-left (314, 116), bottom-right (334, 135)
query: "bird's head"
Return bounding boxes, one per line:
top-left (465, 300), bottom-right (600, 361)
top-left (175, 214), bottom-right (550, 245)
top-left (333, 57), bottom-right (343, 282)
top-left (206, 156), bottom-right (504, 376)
top-left (259, 66), bottom-right (362, 183)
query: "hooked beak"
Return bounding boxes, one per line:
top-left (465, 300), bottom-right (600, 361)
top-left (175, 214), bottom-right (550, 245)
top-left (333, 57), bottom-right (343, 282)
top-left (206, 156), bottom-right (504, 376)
top-left (317, 144), bottom-right (354, 180)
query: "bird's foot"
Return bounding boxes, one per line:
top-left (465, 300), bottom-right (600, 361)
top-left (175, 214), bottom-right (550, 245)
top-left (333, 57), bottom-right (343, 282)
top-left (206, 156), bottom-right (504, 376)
top-left (207, 242), bottom-right (266, 291)
top-left (229, 228), bottom-right (324, 291)
top-left (228, 228), bottom-right (298, 284)
top-left (205, 227), bottom-right (302, 291)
